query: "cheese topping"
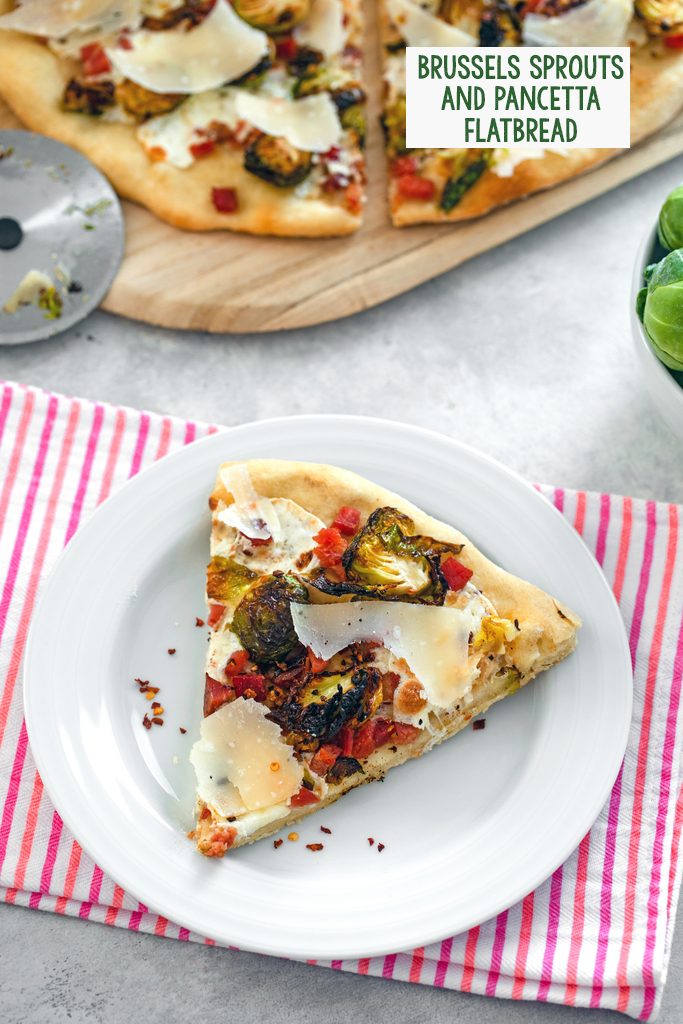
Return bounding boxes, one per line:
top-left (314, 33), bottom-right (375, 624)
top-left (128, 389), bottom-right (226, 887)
top-left (291, 599), bottom-right (485, 709)
top-left (191, 698), bottom-right (303, 814)
top-left (106, 0), bottom-right (269, 95)
top-left (294, 0), bottom-right (346, 58)
top-left (206, 627), bottom-right (244, 683)
top-left (219, 464), bottom-right (281, 541)
top-left (522, 0), bottom-right (632, 46)
top-left (0, 0), bottom-right (140, 37)
top-left (491, 146), bottom-right (569, 177)
top-left (387, 0), bottom-right (478, 46)
top-left (237, 90), bottom-right (342, 152)
top-left (213, 498), bottom-right (323, 574)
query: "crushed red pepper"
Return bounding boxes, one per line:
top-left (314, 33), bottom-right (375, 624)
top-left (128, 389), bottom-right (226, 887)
top-left (168, 648), bottom-right (176, 655)
top-left (320, 826), bottom-right (332, 835)
top-left (179, 727), bottom-right (187, 735)
top-left (195, 617), bottom-right (205, 627)
top-left (473, 719), bottom-right (486, 731)
top-left (273, 838), bottom-right (283, 849)
top-left (306, 843), bottom-right (324, 852)
top-left (367, 837), bottom-right (375, 847)
top-left (378, 843), bottom-right (385, 853)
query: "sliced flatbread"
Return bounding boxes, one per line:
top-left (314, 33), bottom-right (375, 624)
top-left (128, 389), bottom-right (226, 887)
top-left (380, 0), bottom-right (683, 226)
top-left (190, 460), bottom-right (580, 856)
top-left (0, 0), bottom-right (367, 237)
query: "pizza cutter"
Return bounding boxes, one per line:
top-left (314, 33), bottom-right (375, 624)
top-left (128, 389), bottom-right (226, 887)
top-left (0, 130), bottom-right (124, 345)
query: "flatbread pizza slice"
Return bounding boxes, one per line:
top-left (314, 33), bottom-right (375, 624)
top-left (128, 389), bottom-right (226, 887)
top-left (0, 0), bottom-right (367, 236)
top-left (189, 460), bottom-right (580, 857)
top-left (380, 0), bottom-right (683, 226)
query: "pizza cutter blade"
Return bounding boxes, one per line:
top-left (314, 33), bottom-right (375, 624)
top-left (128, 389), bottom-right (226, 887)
top-left (0, 130), bottom-right (124, 346)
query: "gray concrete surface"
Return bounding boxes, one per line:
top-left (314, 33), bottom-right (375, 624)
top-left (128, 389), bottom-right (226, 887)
top-left (2, 157), bottom-right (683, 1022)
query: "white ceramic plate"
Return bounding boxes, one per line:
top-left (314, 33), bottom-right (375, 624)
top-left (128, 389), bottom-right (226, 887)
top-left (24, 417), bottom-right (632, 960)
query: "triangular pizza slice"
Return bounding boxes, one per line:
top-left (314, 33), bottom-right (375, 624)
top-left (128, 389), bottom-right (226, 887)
top-left (189, 460), bottom-right (580, 856)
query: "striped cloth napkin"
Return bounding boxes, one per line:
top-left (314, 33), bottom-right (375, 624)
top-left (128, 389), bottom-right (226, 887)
top-left (1, 380), bottom-right (682, 1021)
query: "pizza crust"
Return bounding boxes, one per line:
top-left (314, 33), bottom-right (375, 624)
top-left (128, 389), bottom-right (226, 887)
top-left (195, 459), bottom-right (580, 853)
top-left (0, 2), bottom-right (362, 237)
top-left (385, 38), bottom-right (683, 226)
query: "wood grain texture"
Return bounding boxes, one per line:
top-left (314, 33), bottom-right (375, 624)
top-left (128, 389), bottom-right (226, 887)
top-left (2, 4), bottom-right (683, 334)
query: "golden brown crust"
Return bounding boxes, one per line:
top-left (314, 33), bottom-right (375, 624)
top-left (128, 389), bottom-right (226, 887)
top-left (0, 1), bottom-right (363, 237)
top-left (382, 30), bottom-right (683, 226)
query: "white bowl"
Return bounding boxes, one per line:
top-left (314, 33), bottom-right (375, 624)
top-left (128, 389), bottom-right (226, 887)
top-left (631, 223), bottom-right (683, 443)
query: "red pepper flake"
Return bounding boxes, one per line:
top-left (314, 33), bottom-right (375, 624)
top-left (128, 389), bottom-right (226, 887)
top-left (306, 843), bottom-right (324, 852)
top-left (195, 617), bottom-right (205, 627)
top-left (168, 648), bottom-right (176, 655)
top-left (367, 837), bottom-right (375, 847)
top-left (151, 701), bottom-right (162, 713)
top-left (142, 714), bottom-right (152, 730)
top-left (190, 139), bottom-right (216, 159)
top-left (179, 727), bottom-right (187, 735)
top-left (273, 838), bottom-right (283, 849)
top-left (151, 716), bottom-right (164, 726)
top-left (378, 843), bottom-right (385, 853)
top-left (473, 719), bottom-right (486, 731)
top-left (320, 826), bottom-right (332, 835)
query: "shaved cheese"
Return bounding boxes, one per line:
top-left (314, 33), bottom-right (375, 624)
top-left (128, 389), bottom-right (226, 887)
top-left (219, 464), bottom-right (281, 541)
top-left (235, 91), bottom-right (341, 152)
top-left (294, 0), bottom-right (346, 58)
top-left (491, 146), bottom-right (568, 178)
top-left (291, 601), bottom-right (476, 709)
top-left (192, 699), bottom-right (303, 812)
top-left (522, 0), bottom-right (631, 46)
top-left (213, 495), bottom-right (324, 574)
top-left (386, 0), bottom-right (477, 46)
top-left (189, 744), bottom-right (247, 818)
top-left (106, 0), bottom-right (268, 95)
top-left (0, 0), bottom-right (139, 37)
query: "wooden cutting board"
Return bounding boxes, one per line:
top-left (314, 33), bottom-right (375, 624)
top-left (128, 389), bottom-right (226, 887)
top-left (3, 9), bottom-right (683, 333)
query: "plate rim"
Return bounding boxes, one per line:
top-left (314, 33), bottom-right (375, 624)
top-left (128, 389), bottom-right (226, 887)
top-left (23, 413), bottom-right (633, 958)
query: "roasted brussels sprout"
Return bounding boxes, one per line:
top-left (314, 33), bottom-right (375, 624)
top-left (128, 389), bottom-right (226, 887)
top-left (142, 0), bottom-right (215, 30)
top-left (340, 104), bottom-right (367, 146)
top-left (233, 0), bottom-right (311, 33)
top-left (231, 573), bottom-right (309, 665)
top-left (269, 667), bottom-right (381, 747)
top-left (327, 756), bottom-right (364, 783)
top-left (286, 46), bottom-right (324, 76)
top-left (309, 507), bottom-right (464, 604)
top-left (115, 80), bottom-right (184, 120)
top-left (381, 96), bottom-right (408, 156)
top-left (658, 185), bottom-right (683, 251)
top-left (62, 79), bottom-right (115, 116)
top-left (441, 154), bottom-right (490, 212)
top-left (479, 0), bottom-right (521, 45)
top-left (634, 0), bottom-right (683, 35)
top-left (206, 556), bottom-right (258, 607)
top-left (244, 134), bottom-right (313, 187)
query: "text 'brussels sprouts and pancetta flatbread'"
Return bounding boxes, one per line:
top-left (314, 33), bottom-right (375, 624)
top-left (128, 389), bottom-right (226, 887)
top-left (189, 460), bottom-right (580, 857)
top-left (1, 1), bottom-right (683, 235)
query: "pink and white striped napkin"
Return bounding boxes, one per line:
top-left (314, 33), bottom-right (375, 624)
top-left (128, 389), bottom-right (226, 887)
top-left (1, 380), bottom-right (682, 1021)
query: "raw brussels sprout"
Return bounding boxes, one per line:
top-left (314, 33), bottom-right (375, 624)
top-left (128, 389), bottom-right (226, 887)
top-left (269, 667), bottom-right (381, 746)
top-left (637, 249), bottom-right (683, 371)
top-left (658, 185), bottom-right (683, 251)
top-left (308, 507), bottom-right (465, 604)
top-left (231, 573), bottom-right (309, 665)
top-left (206, 556), bottom-right (258, 607)
top-left (244, 134), bottom-right (312, 187)
top-left (441, 154), bottom-right (491, 212)
top-left (233, 0), bottom-right (311, 34)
